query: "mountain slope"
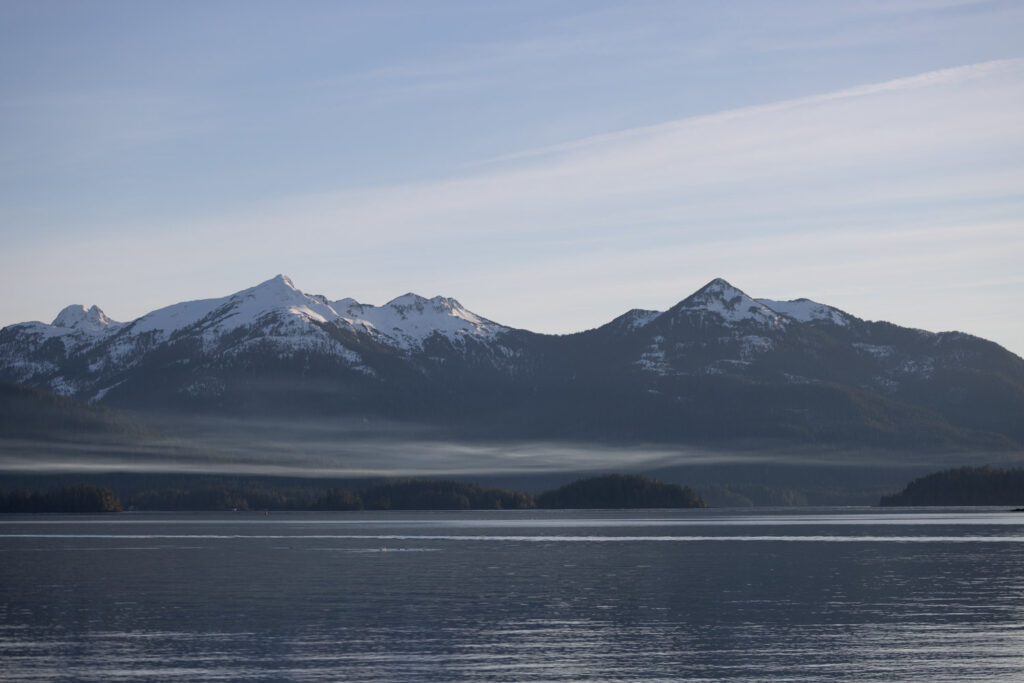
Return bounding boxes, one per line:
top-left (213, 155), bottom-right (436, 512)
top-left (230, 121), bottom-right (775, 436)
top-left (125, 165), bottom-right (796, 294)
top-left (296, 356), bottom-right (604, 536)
top-left (1, 276), bottom-right (1022, 450)
top-left (0, 381), bottom-right (149, 441)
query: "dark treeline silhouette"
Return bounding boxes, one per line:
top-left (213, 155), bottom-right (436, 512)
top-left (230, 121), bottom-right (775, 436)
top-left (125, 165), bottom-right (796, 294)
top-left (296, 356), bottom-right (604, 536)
top-left (129, 484), bottom-right (321, 511)
top-left (536, 473), bottom-right (705, 509)
top-left (125, 479), bottom-right (533, 511)
top-left (358, 480), bottom-right (534, 510)
top-left (127, 475), bottom-right (703, 511)
top-left (0, 484), bottom-right (122, 512)
top-left (313, 487), bottom-right (364, 511)
top-left (880, 466), bottom-right (1024, 506)
top-left (311, 480), bottom-right (535, 511)
top-left (1, 474), bottom-right (708, 512)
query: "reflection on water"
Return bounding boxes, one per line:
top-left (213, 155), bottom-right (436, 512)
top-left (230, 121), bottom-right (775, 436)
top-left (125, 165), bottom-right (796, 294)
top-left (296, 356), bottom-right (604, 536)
top-left (2, 509), bottom-right (1023, 681)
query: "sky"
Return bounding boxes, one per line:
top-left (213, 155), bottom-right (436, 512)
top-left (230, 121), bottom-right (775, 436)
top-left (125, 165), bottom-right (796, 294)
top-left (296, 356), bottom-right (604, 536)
top-left (2, 0), bottom-right (1023, 356)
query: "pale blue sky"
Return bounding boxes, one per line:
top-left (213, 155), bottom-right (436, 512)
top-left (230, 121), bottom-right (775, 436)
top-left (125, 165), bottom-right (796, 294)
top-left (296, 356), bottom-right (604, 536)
top-left (2, 1), bottom-right (1023, 355)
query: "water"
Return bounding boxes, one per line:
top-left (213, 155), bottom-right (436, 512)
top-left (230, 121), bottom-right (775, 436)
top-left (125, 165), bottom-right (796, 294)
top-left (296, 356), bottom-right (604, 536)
top-left (2, 508), bottom-right (1023, 681)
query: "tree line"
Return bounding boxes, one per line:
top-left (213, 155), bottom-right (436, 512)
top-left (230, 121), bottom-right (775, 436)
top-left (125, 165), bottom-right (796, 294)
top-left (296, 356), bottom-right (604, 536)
top-left (1, 474), bottom-right (706, 512)
top-left (0, 484), bottom-right (123, 512)
top-left (880, 465), bottom-right (1024, 506)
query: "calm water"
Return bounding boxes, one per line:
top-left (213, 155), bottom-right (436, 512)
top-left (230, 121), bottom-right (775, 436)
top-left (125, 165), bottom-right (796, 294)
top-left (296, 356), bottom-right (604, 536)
top-left (2, 508), bottom-right (1023, 681)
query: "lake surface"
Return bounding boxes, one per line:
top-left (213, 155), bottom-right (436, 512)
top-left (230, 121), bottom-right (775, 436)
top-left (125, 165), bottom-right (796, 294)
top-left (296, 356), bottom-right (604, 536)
top-left (2, 508), bottom-right (1023, 681)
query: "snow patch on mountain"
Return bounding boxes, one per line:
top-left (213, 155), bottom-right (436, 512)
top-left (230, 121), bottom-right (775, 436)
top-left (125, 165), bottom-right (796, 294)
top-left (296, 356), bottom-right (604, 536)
top-left (899, 357), bottom-right (935, 378)
top-left (613, 309), bottom-right (661, 332)
top-left (853, 343), bottom-right (895, 358)
top-left (91, 381), bottom-right (123, 404)
top-left (740, 335), bottom-right (774, 360)
top-left (757, 298), bottom-right (851, 326)
top-left (221, 332), bottom-right (373, 374)
top-left (181, 378), bottom-right (226, 399)
top-left (636, 335), bottom-right (670, 375)
top-left (1, 357), bottom-right (60, 386)
top-left (48, 376), bottom-right (79, 396)
top-left (7, 321), bottom-right (75, 343)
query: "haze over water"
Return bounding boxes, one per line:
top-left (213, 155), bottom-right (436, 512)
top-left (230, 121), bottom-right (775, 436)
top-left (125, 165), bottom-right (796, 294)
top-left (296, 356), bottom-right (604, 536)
top-left (2, 508), bottom-right (1023, 681)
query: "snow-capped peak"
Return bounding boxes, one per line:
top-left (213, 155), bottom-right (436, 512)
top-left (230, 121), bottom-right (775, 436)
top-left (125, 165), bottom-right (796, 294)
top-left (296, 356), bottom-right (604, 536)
top-left (335, 292), bottom-right (505, 349)
top-left (253, 273), bottom-right (297, 294)
top-left (128, 273), bottom-right (339, 338)
top-left (691, 278), bottom-right (749, 302)
top-left (52, 304), bottom-right (120, 333)
top-left (757, 298), bottom-right (852, 326)
top-left (7, 276), bottom-right (510, 381)
top-left (386, 292), bottom-right (431, 313)
top-left (233, 274), bottom-right (336, 321)
top-left (233, 274), bottom-right (316, 311)
top-left (386, 293), bottom-right (481, 321)
top-left (672, 278), bottom-right (784, 326)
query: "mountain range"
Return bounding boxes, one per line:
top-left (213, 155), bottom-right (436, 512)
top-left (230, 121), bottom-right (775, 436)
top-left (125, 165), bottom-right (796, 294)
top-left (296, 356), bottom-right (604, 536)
top-left (2, 275), bottom-right (1022, 452)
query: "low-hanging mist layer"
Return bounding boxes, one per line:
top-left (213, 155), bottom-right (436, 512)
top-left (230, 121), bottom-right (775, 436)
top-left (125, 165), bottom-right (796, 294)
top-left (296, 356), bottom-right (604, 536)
top-left (1, 275), bottom-right (1023, 455)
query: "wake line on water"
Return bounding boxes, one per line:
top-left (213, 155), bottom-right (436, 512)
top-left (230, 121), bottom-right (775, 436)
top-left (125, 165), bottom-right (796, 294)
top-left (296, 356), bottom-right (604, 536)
top-left (3, 534), bottom-right (1024, 543)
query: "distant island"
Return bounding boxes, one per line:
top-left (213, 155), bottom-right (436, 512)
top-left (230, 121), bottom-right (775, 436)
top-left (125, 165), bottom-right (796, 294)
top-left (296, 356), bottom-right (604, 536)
top-left (1, 474), bottom-right (706, 512)
top-left (880, 466), bottom-right (1024, 506)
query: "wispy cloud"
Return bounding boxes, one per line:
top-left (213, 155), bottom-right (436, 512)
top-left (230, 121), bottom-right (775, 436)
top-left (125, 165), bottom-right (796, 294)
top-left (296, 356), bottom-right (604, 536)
top-left (97, 58), bottom-right (1024, 259)
top-left (102, 58), bottom-right (1012, 270)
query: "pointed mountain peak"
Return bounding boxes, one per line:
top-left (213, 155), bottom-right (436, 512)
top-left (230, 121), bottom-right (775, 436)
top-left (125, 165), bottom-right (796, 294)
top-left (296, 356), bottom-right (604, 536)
top-left (682, 278), bottom-right (754, 306)
top-left (230, 274), bottom-right (345, 324)
top-left (693, 277), bottom-right (743, 297)
top-left (673, 278), bottom-right (783, 326)
top-left (212, 274), bottom-right (306, 310)
top-left (386, 292), bottom-right (429, 308)
top-left (52, 304), bottom-right (119, 332)
top-left (130, 274), bottom-right (337, 337)
top-left (235, 274), bottom-right (312, 306)
top-left (252, 273), bottom-right (297, 292)
top-left (52, 304), bottom-right (88, 327)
